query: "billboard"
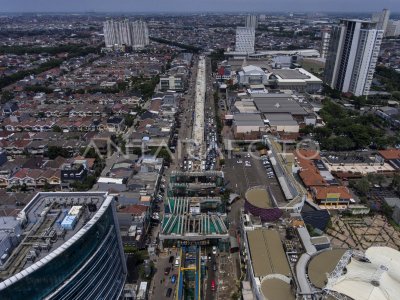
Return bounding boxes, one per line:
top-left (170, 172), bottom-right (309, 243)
top-left (326, 193), bottom-right (340, 201)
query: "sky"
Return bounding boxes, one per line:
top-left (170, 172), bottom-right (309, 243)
top-left (0, 0), bottom-right (399, 13)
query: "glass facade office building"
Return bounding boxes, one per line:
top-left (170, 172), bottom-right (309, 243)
top-left (0, 193), bottom-right (127, 300)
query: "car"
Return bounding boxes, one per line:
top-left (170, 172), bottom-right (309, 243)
top-left (169, 256), bottom-right (174, 264)
top-left (164, 267), bottom-right (171, 275)
top-left (211, 280), bottom-right (216, 291)
top-left (237, 160), bottom-right (243, 164)
top-left (171, 274), bottom-right (177, 284)
top-left (212, 246), bottom-right (217, 255)
top-left (175, 257), bottom-right (180, 267)
top-left (213, 262), bottom-right (217, 271)
top-left (166, 288), bottom-right (172, 297)
top-left (245, 153), bottom-right (251, 158)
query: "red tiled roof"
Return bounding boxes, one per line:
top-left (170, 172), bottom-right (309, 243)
top-left (118, 204), bottom-right (148, 215)
top-left (299, 169), bottom-right (327, 187)
top-left (313, 186), bottom-right (352, 200)
top-left (379, 149), bottom-right (400, 160)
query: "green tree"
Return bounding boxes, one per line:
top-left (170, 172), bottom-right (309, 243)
top-left (47, 146), bottom-right (70, 159)
top-left (0, 91), bottom-right (14, 104)
top-left (350, 177), bottom-right (370, 196)
top-left (124, 114), bottom-right (135, 127)
top-left (52, 125), bottom-right (62, 132)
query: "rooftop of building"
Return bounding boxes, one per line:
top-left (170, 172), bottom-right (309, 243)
top-left (0, 192), bottom-right (111, 282)
top-left (379, 149), bottom-right (400, 160)
top-left (245, 188), bottom-right (272, 209)
top-left (261, 277), bottom-right (295, 300)
top-left (308, 248), bottom-right (347, 288)
top-left (233, 113), bottom-right (264, 126)
top-left (246, 228), bottom-right (291, 278)
top-left (327, 247), bottom-right (400, 300)
top-left (253, 94), bottom-right (308, 115)
top-left (265, 113), bottom-right (298, 126)
top-left (312, 186), bottom-right (352, 200)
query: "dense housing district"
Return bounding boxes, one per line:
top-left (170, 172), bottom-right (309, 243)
top-left (0, 9), bottom-right (400, 300)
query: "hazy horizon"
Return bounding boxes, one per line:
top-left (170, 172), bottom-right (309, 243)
top-left (0, 0), bottom-right (399, 13)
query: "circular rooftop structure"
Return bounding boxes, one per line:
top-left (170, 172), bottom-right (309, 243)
top-left (245, 188), bottom-right (272, 209)
top-left (244, 187), bottom-right (282, 222)
top-left (261, 277), bottom-right (295, 300)
top-left (308, 249), bottom-right (347, 288)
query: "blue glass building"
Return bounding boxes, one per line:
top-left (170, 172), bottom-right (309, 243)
top-left (0, 192), bottom-right (127, 300)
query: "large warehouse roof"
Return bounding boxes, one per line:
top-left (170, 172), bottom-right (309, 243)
top-left (247, 229), bottom-right (291, 278)
top-left (234, 113), bottom-right (264, 126)
top-left (327, 247), bottom-right (400, 300)
top-left (265, 113), bottom-right (298, 126)
top-left (252, 94), bottom-right (307, 115)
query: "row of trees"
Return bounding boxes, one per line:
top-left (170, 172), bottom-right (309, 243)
top-left (0, 45), bottom-right (101, 91)
top-left (0, 44), bottom-right (98, 56)
top-left (0, 59), bottom-right (63, 90)
top-left (150, 36), bottom-right (201, 53)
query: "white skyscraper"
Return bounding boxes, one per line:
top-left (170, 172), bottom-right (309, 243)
top-left (245, 15), bottom-right (258, 29)
top-left (320, 27), bottom-right (331, 59)
top-left (235, 27), bottom-right (255, 54)
top-left (324, 19), bottom-right (383, 96)
top-left (386, 20), bottom-right (400, 37)
top-left (103, 20), bottom-right (149, 48)
top-left (372, 9), bottom-right (390, 36)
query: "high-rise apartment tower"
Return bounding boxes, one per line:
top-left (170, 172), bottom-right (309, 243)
top-left (103, 20), bottom-right (149, 48)
top-left (245, 15), bottom-right (258, 29)
top-left (324, 19), bottom-right (383, 96)
top-left (372, 8), bottom-right (390, 36)
top-left (235, 27), bottom-right (255, 54)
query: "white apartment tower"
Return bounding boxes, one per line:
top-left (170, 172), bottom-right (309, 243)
top-left (386, 20), bottom-right (400, 37)
top-left (372, 8), bottom-right (390, 36)
top-left (245, 15), bottom-right (258, 29)
top-left (235, 27), bottom-right (255, 54)
top-left (103, 20), bottom-right (149, 48)
top-left (324, 19), bottom-right (383, 96)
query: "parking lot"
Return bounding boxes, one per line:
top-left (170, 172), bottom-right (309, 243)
top-left (320, 151), bottom-right (375, 164)
top-left (223, 151), bottom-right (286, 204)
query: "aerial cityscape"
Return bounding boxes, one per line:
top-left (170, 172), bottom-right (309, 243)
top-left (1, 2), bottom-right (400, 300)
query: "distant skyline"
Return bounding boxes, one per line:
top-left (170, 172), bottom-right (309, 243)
top-left (0, 0), bottom-right (400, 13)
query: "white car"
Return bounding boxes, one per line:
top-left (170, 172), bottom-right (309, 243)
top-left (212, 246), bottom-right (217, 255)
top-left (245, 161), bottom-right (251, 167)
top-left (237, 160), bottom-right (243, 164)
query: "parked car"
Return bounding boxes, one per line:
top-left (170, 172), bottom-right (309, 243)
top-left (212, 246), bottom-right (217, 255)
top-left (171, 274), bottom-right (177, 284)
top-left (169, 256), bottom-right (174, 264)
top-left (166, 288), bottom-right (172, 297)
top-left (164, 267), bottom-right (171, 275)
